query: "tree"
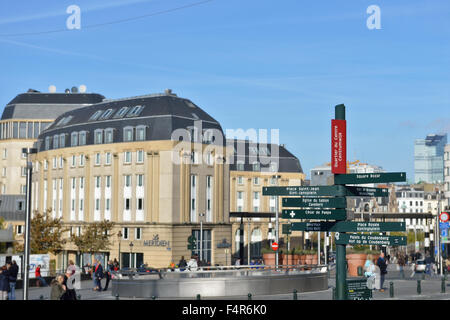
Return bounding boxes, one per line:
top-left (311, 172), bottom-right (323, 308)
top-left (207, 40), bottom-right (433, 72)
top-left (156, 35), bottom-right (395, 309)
top-left (71, 220), bottom-right (115, 254)
top-left (16, 209), bottom-right (69, 254)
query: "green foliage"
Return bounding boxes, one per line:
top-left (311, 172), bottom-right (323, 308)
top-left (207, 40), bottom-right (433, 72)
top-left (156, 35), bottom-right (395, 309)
top-left (71, 220), bottom-right (115, 254)
top-left (15, 209), bottom-right (69, 254)
top-left (0, 217), bottom-right (4, 229)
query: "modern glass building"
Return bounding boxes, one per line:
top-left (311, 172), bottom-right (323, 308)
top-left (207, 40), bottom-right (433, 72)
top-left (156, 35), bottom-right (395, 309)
top-left (414, 134), bottom-right (447, 184)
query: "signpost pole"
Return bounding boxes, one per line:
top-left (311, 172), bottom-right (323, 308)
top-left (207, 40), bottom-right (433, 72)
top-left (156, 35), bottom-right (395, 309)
top-left (334, 104), bottom-right (347, 300)
top-left (275, 175), bottom-right (280, 269)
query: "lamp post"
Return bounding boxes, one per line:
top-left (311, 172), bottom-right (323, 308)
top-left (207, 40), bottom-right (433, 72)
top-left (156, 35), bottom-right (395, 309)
top-left (199, 213), bottom-right (205, 263)
top-left (22, 147), bottom-right (37, 300)
top-left (117, 230), bottom-right (122, 269)
top-left (129, 242), bottom-right (134, 268)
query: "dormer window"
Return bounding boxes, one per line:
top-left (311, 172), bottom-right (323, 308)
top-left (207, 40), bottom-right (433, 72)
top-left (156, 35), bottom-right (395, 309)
top-left (99, 109), bottom-right (114, 120)
top-left (79, 131), bottom-right (87, 145)
top-left (105, 128), bottom-right (114, 143)
top-left (94, 129), bottom-right (103, 144)
top-left (89, 110), bottom-right (103, 121)
top-left (114, 107), bottom-right (129, 119)
top-left (53, 135), bottom-right (59, 149)
top-left (127, 105), bottom-right (144, 117)
top-left (136, 126), bottom-right (146, 141)
top-left (71, 132), bottom-right (78, 147)
top-left (123, 126), bottom-right (133, 142)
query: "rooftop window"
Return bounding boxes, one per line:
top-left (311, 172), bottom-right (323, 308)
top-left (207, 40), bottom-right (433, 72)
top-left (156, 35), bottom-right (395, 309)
top-left (89, 110), bottom-right (103, 121)
top-left (99, 108), bottom-right (114, 120)
top-left (114, 107), bottom-right (130, 119)
top-left (126, 105), bottom-right (145, 117)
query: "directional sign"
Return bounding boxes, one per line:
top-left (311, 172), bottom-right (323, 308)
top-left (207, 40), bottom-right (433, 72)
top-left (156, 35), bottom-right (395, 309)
top-left (334, 233), bottom-right (406, 246)
top-left (262, 185), bottom-right (346, 197)
top-left (334, 172), bottom-right (406, 185)
top-left (291, 221), bottom-right (405, 232)
top-left (442, 229), bottom-right (448, 238)
top-left (282, 197), bottom-right (347, 209)
top-left (344, 186), bottom-right (389, 197)
top-left (282, 209), bottom-right (347, 220)
top-left (347, 278), bottom-right (372, 300)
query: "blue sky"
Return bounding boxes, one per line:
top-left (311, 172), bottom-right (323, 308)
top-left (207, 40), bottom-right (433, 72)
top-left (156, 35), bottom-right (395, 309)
top-left (1, 0), bottom-right (449, 181)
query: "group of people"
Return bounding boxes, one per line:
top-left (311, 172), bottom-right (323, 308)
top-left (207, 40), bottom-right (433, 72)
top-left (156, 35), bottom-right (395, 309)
top-left (50, 260), bottom-right (78, 300)
top-left (363, 252), bottom-right (389, 292)
top-left (0, 261), bottom-right (19, 300)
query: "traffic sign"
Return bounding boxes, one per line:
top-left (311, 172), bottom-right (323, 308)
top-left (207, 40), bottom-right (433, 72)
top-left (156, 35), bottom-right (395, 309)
top-left (442, 229), bottom-right (448, 238)
top-left (440, 222), bottom-right (450, 229)
top-left (334, 172), bottom-right (406, 185)
top-left (282, 209), bottom-right (347, 220)
top-left (440, 212), bottom-right (450, 223)
top-left (282, 197), bottom-right (347, 209)
top-left (347, 278), bottom-right (372, 300)
top-left (262, 185), bottom-right (346, 197)
top-left (272, 242), bottom-right (279, 251)
top-left (291, 221), bottom-right (405, 232)
top-left (334, 233), bottom-right (406, 246)
top-left (344, 186), bottom-right (389, 197)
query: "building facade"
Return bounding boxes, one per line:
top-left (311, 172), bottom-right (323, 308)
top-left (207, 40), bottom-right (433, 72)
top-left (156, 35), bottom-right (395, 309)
top-left (445, 144), bottom-right (450, 208)
top-left (0, 89), bottom-right (104, 195)
top-left (414, 134), bottom-right (447, 184)
top-left (228, 139), bottom-right (305, 261)
top-left (30, 91), bottom-right (232, 269)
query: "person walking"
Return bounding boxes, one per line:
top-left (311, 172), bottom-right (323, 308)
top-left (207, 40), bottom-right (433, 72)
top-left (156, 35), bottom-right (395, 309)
top-left (61, 271), bottom-right (77, 300)
top-left (50, 274), bottom-right (66, 300)
top-left (66, 260), bottom-right (77, 276)
top-left (0, 265), bottom-right (9, 300)
top-left (186, 255), bottom-right (198, 271)
top-left (35, 264), bottom-right (48, 287)
top-left (93, 260), bottom-right (104, 291)
top-left (7, 261), bottom-right (18, 300)
top-left (178, 256), bottom-right (187, 271)
top-left (376, 252), bottom-right (388, 292)
top-left (398, 254), bottom-right (406, 279)
top-left (103, 261), bottom-right (114, 291)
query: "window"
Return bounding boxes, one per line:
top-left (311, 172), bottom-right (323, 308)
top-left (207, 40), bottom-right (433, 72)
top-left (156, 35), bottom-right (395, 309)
top-left (125, 198), bottom-right (130, 210)
top-left (237, 162), bottom-right (244, 171)
top-left (135, 227), bottom-right (142, 240)
top-left (44, 160), bottom-right (48, 171)
top-left (124, 151), bottom-right (131, 164)
top-left (105, 128), bottom-right (114, 143)
top-left (59, 156), bottom-right (64, 168)
top-left (52, 157), bottom-right (57, 169)
top-left (105, 152), bottom-right (111, 165)
top-left (45, 137), bottom-right (51, 150)
top-left (21, 167), bottom-right (27, 176)
top-left (99, 109), bottom-right (114, 120)
top-left (127, 105), bottom-right (145, 117)
top-left (79, 131), bottom-right (87, 145)
top-left (106, 198), bottom-right (111, 211)
top-left (79, 154), bottom-right (85, 166)
top-left (95, 153), bottom-right (101, 165)
top-left (59, 134), bottom-right (66, 148)
top-left (136, 126), bottom-right (146, 141)
top-left (16, 200), bottom-right (25, 211)
top-left (137, 150), bottom-right (144, 163)
top-left (80, 177), bottom-right (84, 189)
top-left (237, 176), bottom-right (243, 185)
top-left (254, 192), bottom-right (259, 200)
top-left (125, 175), bottom-right (131, 187)
top-left (80, 199), bottom-right (84, 211)
top-left (237, 191), bottom-right (243, 200)
top-left (252, 162), bottom-right (260, 171)
top-left (16, 225), bottom-right (23, 235)
top-left (21, 185), bottom-right (27, 194)
top-left (19, 122), bottom-right (26, 138)
top-left (89, 110), bottom-right (103, 121)
top-left (95, 199), bottom-right (100, 211)
top-left (253, 177), bottom-right (260, 185)
top-left (71, 155), bottom-right (76, 167)
top-left (71, 132), bottom-right (78, 147)
top-left (94, 130), bottom-right (103, 144)
top-left (2, 149), bottom-right (6, 159)
top-left (106, 176), bottom-right (111, 188)
top-left (114, 107), bottom-right (130, 119)
top-left (71, 178), bottom-right (76, 189)
top-left (122, 227), bottom-right (129, 240)
top-left (137, 174), bottom-right (144, 187)
top-left (123, 127), bottom-right (133, 142)
top-left (95, 176), bottom-right (101, 188)
top-left (137, 198), bottom-right (143, 211)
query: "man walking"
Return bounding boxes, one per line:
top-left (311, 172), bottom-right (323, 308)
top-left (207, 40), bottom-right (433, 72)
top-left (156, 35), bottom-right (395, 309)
top-left (7, 261), bottom-right (18, 300)
top-left (376, 252), bottom-right (388, 292)
top-left (35, 264), bottom-right (48, 287)
top-left (103, 261), bottom-right (114, 291)
top-left (93, 259), bottom-right (104, 291)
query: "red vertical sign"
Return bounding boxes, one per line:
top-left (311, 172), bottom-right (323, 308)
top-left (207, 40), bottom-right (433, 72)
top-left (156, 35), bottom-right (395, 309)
top-left (331, 119), bottom-right (347, 174)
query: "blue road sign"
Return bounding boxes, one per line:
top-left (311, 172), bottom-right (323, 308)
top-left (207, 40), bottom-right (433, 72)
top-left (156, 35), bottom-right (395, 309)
top-left (440, 222), bottom-right (450, 229)
top-left (442, 229), bottom-right (448, 237)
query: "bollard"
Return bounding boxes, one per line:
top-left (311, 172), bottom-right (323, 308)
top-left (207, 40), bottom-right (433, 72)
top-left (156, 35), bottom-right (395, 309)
top-left (389, 282), bottom-right (394, 298)
top-left (39, 295), bottom-right (44, 300)
top-left (442, 277), bottom-right (446, 294)
top-left (152, 296), bottom-right (156, 300)
top-left (196, 294), bottom-right (201, 300)
top-left (115, 294), bottom-right (119, 300)
top-left (417, 280), bottom-right (421, 295)
top-left (77, 294), bottom-right (81, 300)
top-left (357, 266), bottom-right (363, 277)
top-left (248, 293), bottom-right (252, 300)
top-left (332, 287), bottom-right (336, 300)
top-left (293, 289), bottom-right (298, 300)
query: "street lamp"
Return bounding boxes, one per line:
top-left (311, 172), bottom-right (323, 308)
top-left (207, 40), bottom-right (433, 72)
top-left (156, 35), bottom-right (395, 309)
top-left (22, 147), bottom-right (37, 301)
top-left (129, 242), bottom-right (134, 268)
top-left (117, 230), bottom-right (122, 269)
top-left (199, 213), bottom-right (205, 263)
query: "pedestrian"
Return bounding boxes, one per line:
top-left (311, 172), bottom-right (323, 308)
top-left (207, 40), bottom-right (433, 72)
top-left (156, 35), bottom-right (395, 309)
top-left (103, 260), bottom-right (114, 291)
top-left (93, 259), bottom-right (104, 291)
top-left (113, 258), bottom-right (119, 271)
top-left (398, 254), bottom-right (406, 279)
top-left (50, 274), bottom-right (66, 300)
top-left (61, 271), bottom-right (77, 300)
top-left (178, 256), bottom-right (187, 271)
top-left (425, 254), bottom-right (432, 275)
top-left (376, 252), bottom-right (388, 292)
top-left (7, 261), bottom-right (18, 300)
top-left (35, 264), bottom-right (48, 287)
top-left (66, 260), bottom-right (76, 276)
top-left (186, 255), bottom-right (198, 271)
top-left (0, 265), bottom-right (9, 300)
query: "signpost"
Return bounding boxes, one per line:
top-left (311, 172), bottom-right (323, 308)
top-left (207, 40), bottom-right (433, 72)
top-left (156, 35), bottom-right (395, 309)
top-left (262, 185), bottom-right (346, 197)
top-left (334, 233), bottom-right (407, 246)
top-left (282, 224), bottom-right (292, 235)
top-left (344, 186), bottom-right (389, 197)
top-left (334, 172), bottom-right (406, 185)
top-left (282, 209), bottom-right (347, 220)
top-left (291, 221), bottom-right (406, 233)
top-left (282, 197), bottom-right (347, 209)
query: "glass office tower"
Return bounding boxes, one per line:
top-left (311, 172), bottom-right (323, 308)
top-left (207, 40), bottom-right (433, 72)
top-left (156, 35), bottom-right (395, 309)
top-left (414, 134), bottom-right (447, 184)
